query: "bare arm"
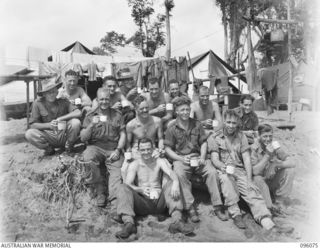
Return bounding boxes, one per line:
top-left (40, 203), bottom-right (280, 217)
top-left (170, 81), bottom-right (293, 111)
top-left (117, 129), bottom-right (126, 150)
top-left (252, 154), bottom-right (271, 176)
top-left (165, 146), bottom-right (184, 162)
top-left (30, 122), bottom-right (52, 130)
top-left (200, 142), bottom-right (207, 161)
top-left (274, 156), bottom-right (296, 169)
top-left (159, 160), bottom-right (178, 183)
top-left (126, 125), bottom-right (133, 152)
top-left (57, 109), bottom-right (81, 121)
top-left (124, 162), bottom-right (143, 193)
top-left (242, 151), bottom-right (253, 181)
top-left (210, 151), bottom-right (226, 171)
top-left (157, 121), bottom-right (164, 150)
top-left (212, 101), bottom-right (222, 129)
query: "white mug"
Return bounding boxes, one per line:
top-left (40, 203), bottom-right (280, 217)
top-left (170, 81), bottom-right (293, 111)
top-left (124, 152), bottom-right (132, 160)
top-left (75, 98), bottom-right (82, 105)
top-left (92, 116), bottom-right (100, 124)
top-left (212, 120), bottom-right (219, 128)
top-left (100, 115), bottom-right (107, 122)
top-left (226, 165), bottom-right (235, 175)
top-left (121, 100), bottom-right (130, 107)
top-left (272, 141), bottom-right (281, 150)
top-left (57, 121), bottom-right (67, 131)
top-left (190, 157), bottom-right (199, 167)
top-left (149, 189), bottom-right (160, 200)
top-left (166, 103), bottom-right (174, 111)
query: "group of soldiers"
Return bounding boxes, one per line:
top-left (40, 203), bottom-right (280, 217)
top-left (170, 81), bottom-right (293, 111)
top-left (25, 69), bottom-right (295, 239)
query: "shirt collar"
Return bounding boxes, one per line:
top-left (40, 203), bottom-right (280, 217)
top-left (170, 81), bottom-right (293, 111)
top-left (175, 118), bottom-right (196, 131)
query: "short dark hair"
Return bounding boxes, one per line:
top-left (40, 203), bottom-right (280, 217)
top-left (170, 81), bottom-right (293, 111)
top-left (65, 69), bottom-right (78, 77)
top-left (133, 94), bottom-right (147, 108)
top-left (172, 96), bottom-right (191, 109)
top-left (199, 85), bottom-right (209, 93)
top-left (223, 109), bottom-right (240, 122)
top-left (168, 79), bottom-right (179, 86)
top-left (258, 124), bottom-right (273, 135)
top-left (240, 94), bottom-right (255, 103)
top-left (103, 75), bottom-right (117, 84)
top-left (149, 77), bottom-right (159, 86)
top-left (138, 138), bottom-right (153, 149)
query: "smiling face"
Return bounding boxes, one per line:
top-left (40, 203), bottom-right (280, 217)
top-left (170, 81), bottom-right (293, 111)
top-left (149, 82), bottom-right (160, 99)
top-left (224, 115), bottom-right (239, 136)
top-left (65, 75), bottom-right (78, 92)
top-left (139, 141), bottom-right (153, 160)
top-left (104, 80), bottom-right (117, 95)
top-left (241, 99), bottom-right (253, 114)
top-left (199, 88), bottom-right (210, 106)
top-left (259, 131), bottom-right (273, 146)
top-left (169, 82), bottom-right (180, 98)
top-left (137, 101), bottom-right (150, 119)
top-left (43, 87), bottom-right (58, 103)
top-left (97, 91), bottom-right (110, 110)
top-left (176, 104), bottom-right (191, 121)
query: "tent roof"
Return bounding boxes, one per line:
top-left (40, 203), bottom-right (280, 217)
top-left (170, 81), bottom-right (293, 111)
top-left (61, 41), bottom-right (95, 55)
top-left (189, 50), bottom-right (247, 83)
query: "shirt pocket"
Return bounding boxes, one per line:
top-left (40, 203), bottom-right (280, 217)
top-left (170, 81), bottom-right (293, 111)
top-left (39, 109), bottom-right (50, 123)
top-left (190, 129), bottom-right (200, 145)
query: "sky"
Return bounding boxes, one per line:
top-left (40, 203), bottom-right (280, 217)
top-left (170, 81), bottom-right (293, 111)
top-left (0, 0), bottom-right (225, 60)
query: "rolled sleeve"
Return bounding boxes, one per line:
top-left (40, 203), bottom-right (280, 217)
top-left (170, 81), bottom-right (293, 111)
top-left (29, 102), bottom-right (41, 124)
top-left (240, 134), bottom-right (250, 153)
top-left (198, 124), bottom-right (208, 145)
top-left (207, 134), bottom-right (219, 154)
top-left (164, 127), bottom-right (175, 149)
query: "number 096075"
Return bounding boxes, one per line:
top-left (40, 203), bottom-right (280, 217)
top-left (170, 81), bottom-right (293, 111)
top-left (300, 243), bottom-right (318, 248)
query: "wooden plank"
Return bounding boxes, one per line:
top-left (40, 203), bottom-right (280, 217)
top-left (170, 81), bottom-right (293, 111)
top-left (26, 81), bottom-right (30, 129)
top-left (242, 15), bottom-right (298, 25)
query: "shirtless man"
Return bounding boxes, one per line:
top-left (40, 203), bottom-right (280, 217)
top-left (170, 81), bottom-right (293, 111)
top-left (115, 138), bottom-right (194, 239)
top-left (141, 77), bottom-right (172, 126)
top-left (126, 97), bottom-right (164, 156)
top-left (57, 69), bottom-right (92, 109)
top-left (122, 97), bottom-right (164, 179)
top-left (168, 79), bottom-right (189, 101)
top-left (190, 86), bottom-right (222, 134)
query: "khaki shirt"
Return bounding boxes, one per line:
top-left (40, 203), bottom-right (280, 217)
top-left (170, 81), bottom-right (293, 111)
top-left (29, 98), bottom-right (73, 124)
top-left (250, 139), bottom-right (288, 177)
top-left (208, 130), bottom-right (250, 167)
top-left (82, 107), bottom-right (125, 150)
top-left (164, 118), bottom-right (207, 155)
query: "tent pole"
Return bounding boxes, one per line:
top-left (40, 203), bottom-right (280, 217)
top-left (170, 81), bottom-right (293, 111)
top-left (26, 81), bottom-right (30, 129)
top-left (33, 80), bottom-right (37, 100)
top-left (287, 0), bottom-right (293, 122)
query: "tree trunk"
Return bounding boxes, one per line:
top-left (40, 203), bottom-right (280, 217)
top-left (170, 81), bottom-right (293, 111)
top-left (165, 1), bottom-right (171, 60)
top-left (222, 1), bottom-right (228, 61)
top-left (246, 22), bottom-right (257, 93)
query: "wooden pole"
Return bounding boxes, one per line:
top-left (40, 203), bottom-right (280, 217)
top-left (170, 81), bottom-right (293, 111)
top-left (165, 0), bottom-right (171, 60)
top-left (33, 80), bottom-right (37, 100)
top-left (26, 81), bottom-right (30, 129)
top-left (287, 0), bottom-right (293, 122)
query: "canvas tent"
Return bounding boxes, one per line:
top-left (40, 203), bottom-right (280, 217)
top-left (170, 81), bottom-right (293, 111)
top-left (188, 50), bottom-right (248, 94)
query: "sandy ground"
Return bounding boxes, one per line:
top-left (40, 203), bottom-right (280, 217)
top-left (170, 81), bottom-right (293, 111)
top-left (0, 111), bottom-right (320, 242)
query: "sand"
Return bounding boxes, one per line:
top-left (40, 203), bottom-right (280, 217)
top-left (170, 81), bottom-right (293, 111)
top-left (0, 111), bottom-right (319, 242)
